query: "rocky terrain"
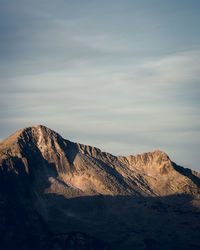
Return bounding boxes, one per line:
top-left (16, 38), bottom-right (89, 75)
top-left (0, 125), bottom-right (200, 250)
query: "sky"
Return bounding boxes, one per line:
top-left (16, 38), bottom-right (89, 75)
top-left (0, 0), bottom-right (200, 171)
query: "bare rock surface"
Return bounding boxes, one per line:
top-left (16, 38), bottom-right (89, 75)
top-left (0, 125), bottom-right (200, 250)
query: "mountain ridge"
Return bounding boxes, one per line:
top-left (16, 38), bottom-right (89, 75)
top-left (0, 124), bottom-right (170, 160)
top-left (1, 125), bottom-right (199, 198)
top-left (0, 125), bottom-right (200, 250)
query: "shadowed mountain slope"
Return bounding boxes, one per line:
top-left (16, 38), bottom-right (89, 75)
top-left (0, 125), bottom-right (200, 250)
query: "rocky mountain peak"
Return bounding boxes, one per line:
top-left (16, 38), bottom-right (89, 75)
top-left (0, 125), bottom-right (59, 147)
top-left (0, 125), bottom-right (200, 250)
top-left (0, 125), bottom-right (199, 198)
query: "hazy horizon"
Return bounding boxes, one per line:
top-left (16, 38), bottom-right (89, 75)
top-left (0, 0), bottom-right (200, 171)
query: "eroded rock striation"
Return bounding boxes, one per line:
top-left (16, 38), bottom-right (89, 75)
top-left (0, 125), bottom-right (200, 250)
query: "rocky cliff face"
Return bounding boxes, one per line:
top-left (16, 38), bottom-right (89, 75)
top-left (0, 125), bottom-right (200, 250)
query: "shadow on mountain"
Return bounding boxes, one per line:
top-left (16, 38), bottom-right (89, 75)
top-left (0, 192), bottom-right (51, 250)
top-left (0, 192), bottom-right (112, 250)
top-left (41, 192), bottom-right (200, 250)
top-left (173, 162), bottom-right (200, 189)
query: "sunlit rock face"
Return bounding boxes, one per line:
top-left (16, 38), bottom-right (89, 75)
top-left (0, 125), bottom-right (200, 250)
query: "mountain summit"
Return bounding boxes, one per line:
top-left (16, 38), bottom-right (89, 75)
top-left (0, 125), bottom-right (200, 250)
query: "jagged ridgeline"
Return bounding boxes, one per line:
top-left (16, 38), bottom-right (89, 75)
top-left (0, 125), bottom-right (200, 250)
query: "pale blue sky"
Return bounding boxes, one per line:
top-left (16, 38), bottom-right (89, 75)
top-left (0, 0), bottom-right (200, 171)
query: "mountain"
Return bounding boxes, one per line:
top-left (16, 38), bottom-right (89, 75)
top-left (0, 125), bottom-right (200, 250)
